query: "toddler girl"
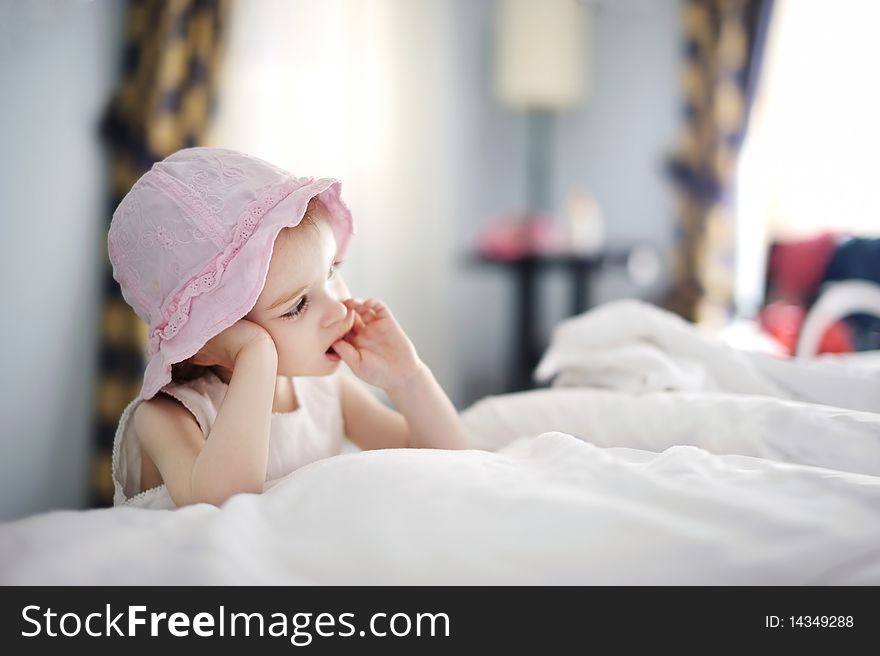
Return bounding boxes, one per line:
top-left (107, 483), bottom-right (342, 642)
top-left (108, 147), bottom-right (464, 509)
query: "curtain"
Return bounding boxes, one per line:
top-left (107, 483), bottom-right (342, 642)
top-left (663, 0), bottom-right (774, 324)
top-left (91, 0), bottom-right (231, 507)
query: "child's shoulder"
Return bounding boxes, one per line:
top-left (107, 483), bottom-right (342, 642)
top-left (132, 393), bottom-right (202, 450)
top-left (129, 393), bottom-right (210, 504)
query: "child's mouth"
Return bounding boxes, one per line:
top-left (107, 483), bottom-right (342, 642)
top-left (325, 346), bottom-right (340, 361)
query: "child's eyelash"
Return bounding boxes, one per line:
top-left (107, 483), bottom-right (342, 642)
top-left (280, 262), bottom-right (342, 321)
top-left (282, 295), bottom-right (309, 320)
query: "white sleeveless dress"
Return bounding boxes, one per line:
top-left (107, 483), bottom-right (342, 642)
top-left (111, 370), bottom-right (345, 509)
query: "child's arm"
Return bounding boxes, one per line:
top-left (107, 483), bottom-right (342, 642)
top-left (134, 321), bottom-right (278, 507)
top-left (333, 299), bottom-right (466, 450)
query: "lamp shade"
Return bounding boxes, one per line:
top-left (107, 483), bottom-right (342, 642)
top-left (494, 0), bottom-right (588, 110)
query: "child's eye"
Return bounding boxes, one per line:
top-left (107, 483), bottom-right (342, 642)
top-left (282, 295), bottom-right (309, 320)
top-left (281, 262), bottom-right (340, 321)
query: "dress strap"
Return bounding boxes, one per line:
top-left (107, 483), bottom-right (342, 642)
top-left (158, 370), bottom-right (229, 437)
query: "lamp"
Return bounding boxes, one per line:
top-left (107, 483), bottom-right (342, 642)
top-left (494, 0), bottom-right (588, 219)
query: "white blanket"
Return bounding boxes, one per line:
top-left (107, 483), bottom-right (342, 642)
top-left (1, 388), bottom-right (879, 584)
top-left (1, 301), bottom-right (879, 584)
top-left (535, 299), bottom-right (880, 413)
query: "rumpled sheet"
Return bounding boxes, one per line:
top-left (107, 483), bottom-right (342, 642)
top-left (1, 387), bottom-right (878, 584)
top-left (1, 301), bottom-right (878, 584)
top-left (535, 299), bottom-right (880, 413)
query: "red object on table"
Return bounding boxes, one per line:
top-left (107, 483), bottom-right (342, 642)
top-left (476, 213), bottom-right (563, 260)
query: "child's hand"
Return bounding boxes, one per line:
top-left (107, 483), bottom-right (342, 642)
top-left (190, 319), bottom-right (276, 372)
top-left (331, 298), bottom-right (421, 391)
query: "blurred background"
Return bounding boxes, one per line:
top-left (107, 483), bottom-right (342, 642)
top-left (1, 0), bottom-right (878, 520)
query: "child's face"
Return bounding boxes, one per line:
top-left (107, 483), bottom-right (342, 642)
top-left (245, 210), bottom-right (353, 377)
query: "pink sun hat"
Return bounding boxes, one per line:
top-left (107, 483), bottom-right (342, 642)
top-left (108, 147), bottom-right (355, 400)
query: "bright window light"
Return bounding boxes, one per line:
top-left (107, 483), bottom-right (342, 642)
top-left (736, 0), bottom-right (880, 316)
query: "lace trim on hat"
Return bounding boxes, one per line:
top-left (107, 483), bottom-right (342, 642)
top-left (147, 179), bottom-right (300, 355)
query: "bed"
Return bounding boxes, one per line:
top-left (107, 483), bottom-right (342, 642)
top-left (1, 301), bottom-right (878, 584)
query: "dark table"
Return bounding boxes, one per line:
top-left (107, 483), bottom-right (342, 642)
top-left (472, 249), bottom-right (631, 391)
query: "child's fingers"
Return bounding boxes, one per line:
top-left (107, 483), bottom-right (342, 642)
top-left (350, 311), bottom-right (367, 335)
top-left (351, 301), bottom-right (377, 324)
top-left (331, 338), bottom-right (360, 369)
top-left (342, 299), bottom-right (372, 327)
top-left (361, 298), bottom-right (388, 320)
top-left (344, 298), bottom-right (373, 316)
top-left (343, 297), bottom-right (389, 326)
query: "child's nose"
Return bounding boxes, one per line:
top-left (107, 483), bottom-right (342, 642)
top-left (322, 294), bottom-right (349, 328)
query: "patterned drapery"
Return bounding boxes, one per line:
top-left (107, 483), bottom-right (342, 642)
top-left (91, 0), bottom-right (230, 506)
top-left (663, 0), bottom-right (773, 324)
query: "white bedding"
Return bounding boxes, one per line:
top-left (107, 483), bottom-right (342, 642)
top-left (1, 302), bottom-right (878, 585)
top-left (535, 299), bottom-right (880, 412)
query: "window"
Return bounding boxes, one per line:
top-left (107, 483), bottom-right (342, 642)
top-left (735, 0), bottom-right (880, 316)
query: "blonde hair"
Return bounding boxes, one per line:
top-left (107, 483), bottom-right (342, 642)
top-left (169, 198), bottom-right (322, 385)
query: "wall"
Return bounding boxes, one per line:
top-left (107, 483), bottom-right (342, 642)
top-left (450, 0), bottom-right (681, 405)
top-left (0, 0), bottom-right (126, 520)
